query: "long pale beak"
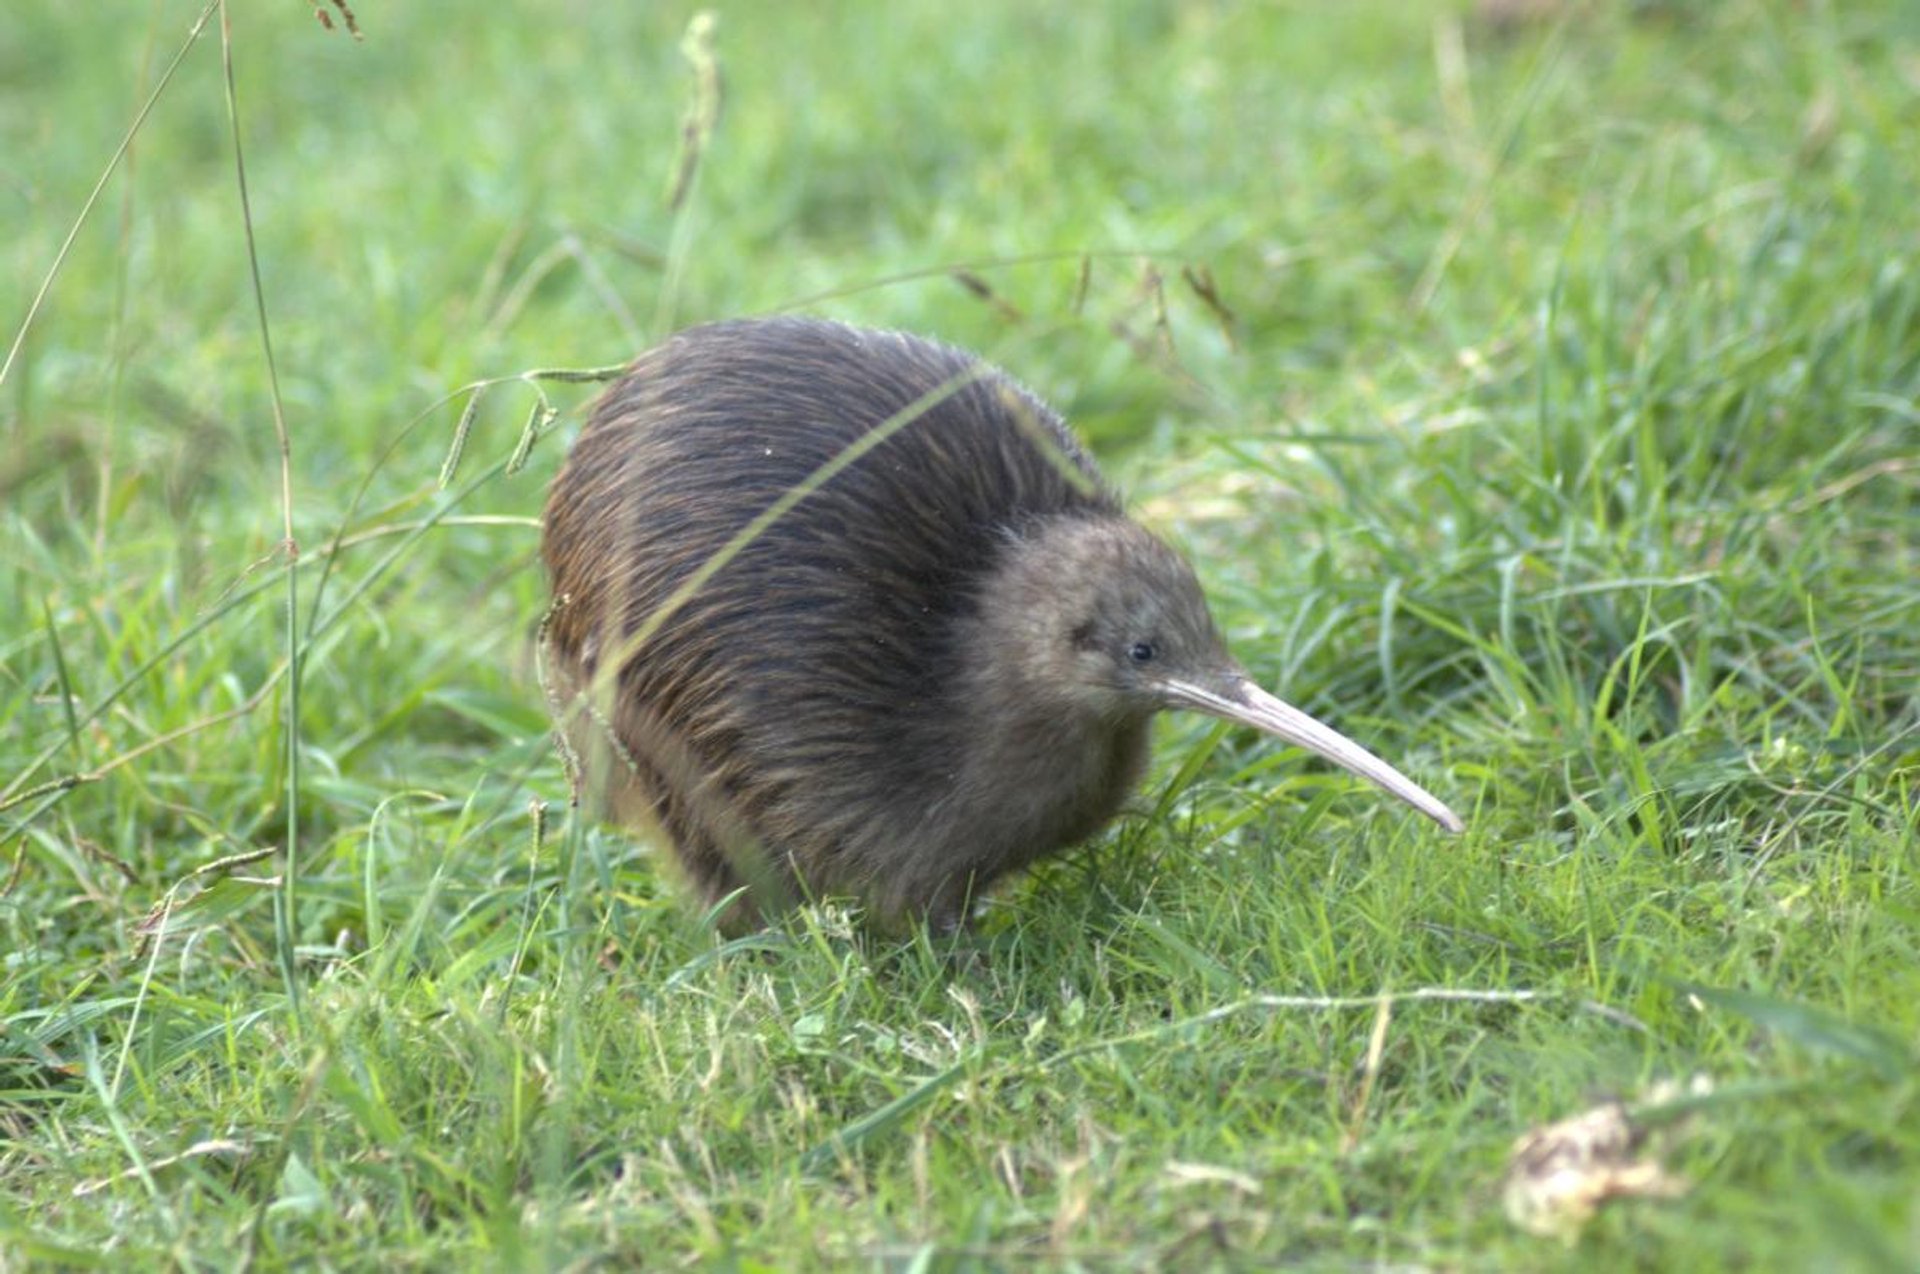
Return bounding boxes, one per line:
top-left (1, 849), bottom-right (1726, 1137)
top-left (1158, 675), bottom-right (1465, 833)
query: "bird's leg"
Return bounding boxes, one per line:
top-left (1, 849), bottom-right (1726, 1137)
top-left (923, 872), bottom-right (981, 939)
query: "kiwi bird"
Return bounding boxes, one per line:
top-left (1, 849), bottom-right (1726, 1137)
top-left (541, 317), bottom-right (1462, 932)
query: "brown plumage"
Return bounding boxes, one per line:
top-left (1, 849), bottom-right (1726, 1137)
top-left (541, 317), bottom-right (1462, 932)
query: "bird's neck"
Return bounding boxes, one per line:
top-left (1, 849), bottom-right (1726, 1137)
top-left (957, 671), bottom-right (1149, 776)
top-left (948, 665), bottom-right (1152, 862)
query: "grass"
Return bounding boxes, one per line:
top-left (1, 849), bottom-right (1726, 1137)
top-left (4, 0), bottom-right (1918, 1267)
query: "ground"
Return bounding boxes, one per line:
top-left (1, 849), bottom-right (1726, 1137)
top-left (3, 1), bottom-right (1917, 1268)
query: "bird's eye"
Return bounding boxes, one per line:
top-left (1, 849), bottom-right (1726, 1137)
top-left (1128, 641), bottom-right (1157, 664)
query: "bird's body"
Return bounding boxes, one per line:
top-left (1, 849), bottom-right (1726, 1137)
top-left (542, 318), bottom-right (1460, 931)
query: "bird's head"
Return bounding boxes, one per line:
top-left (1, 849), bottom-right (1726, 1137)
top-left (982, 515), bottom-right (1464, 833)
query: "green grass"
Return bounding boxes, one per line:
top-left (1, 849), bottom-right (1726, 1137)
top-left (4, 0), bottom-right (1918, 1267)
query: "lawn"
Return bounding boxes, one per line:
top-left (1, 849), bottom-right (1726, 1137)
top-left (3, 0), bottom-right (1917, 1267)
